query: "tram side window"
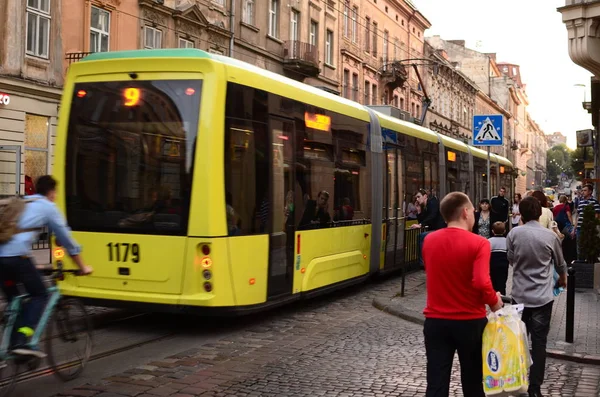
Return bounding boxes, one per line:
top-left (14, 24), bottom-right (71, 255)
top-left (404, 136), bottom-right (421, 200)
top-left (333, 115), bottom-right (370, 224)
top-left (224, 84), bottom-right (269, 236)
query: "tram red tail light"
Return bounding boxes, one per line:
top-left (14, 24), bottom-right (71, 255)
top-left (201, 245), bottom-right (210, 255)
top-left (203, 282), bottom-right (212, 292)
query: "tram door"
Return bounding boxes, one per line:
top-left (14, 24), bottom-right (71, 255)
top-left (267, 117), bottom-right (295, 298)
top-left (383, 147), bottom-right (404, 270)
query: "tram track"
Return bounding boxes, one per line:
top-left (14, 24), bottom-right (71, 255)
top-left (0, 309), bottom-right (179, 388)
top-left (1, 331), bottom-right (176, 387)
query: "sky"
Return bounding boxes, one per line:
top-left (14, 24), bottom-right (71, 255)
top-left (412, 0), bottom-right (593, 149)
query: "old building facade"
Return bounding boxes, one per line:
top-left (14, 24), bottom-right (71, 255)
top-left (547, 131), bottom-right (567, 147)
top-left (0, 0), bottom-right (64, 195)
top-left (423, 44), bottom-right (477, 142)
top-left (424, 36), bottom-right (547, 193)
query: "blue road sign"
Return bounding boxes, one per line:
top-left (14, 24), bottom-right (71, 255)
top-left (473, 115), bottom-right (503, 146)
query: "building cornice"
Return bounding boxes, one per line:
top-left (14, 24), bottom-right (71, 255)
top-left (559, 1), bottom-right (600, 77)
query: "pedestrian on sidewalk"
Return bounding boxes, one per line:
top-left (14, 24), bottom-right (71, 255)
top-left (489, 221), bottom-right (509, 296)
top-left (506, 196), bottom-right (567, 397)
top-left (422, 192), bottom-right (503, 397)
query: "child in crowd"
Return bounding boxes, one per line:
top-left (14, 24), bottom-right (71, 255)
top-left (489, 221), bottom-right (509, 295)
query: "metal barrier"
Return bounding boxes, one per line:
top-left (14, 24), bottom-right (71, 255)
top-left (401, 226), bottom-right (427, 297)
top-left (566, 266), bottom-right (576, 343)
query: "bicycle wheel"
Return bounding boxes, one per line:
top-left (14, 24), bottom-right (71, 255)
top-left (45, 298), bottom-right (93, 381)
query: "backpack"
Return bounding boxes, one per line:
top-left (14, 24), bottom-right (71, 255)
top-left (0, 197), bottom-right (41, 244)
top-left (554, 204), bottom-right (570, 231)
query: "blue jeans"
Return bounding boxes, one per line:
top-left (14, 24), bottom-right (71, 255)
top-left (419, 231), bottom-right (432, 267)
top-left (0, 257), bottom-right (48, 346)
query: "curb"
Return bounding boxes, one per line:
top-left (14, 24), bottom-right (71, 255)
top-left (372, 297), bottom-right (600, 366)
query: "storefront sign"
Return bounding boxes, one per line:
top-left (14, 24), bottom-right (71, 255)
top-left (0, 93), bottom-right (10, 106)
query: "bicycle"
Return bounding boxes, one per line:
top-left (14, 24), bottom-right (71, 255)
top-left (0, 254), bottom-right (93, 397)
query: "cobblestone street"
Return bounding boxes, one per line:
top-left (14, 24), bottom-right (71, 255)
top-left (42, 273), bottom-right (600, 397)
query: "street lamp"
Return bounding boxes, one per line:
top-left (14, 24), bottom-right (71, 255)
top-left (574, 83), bottom-right (587, 100)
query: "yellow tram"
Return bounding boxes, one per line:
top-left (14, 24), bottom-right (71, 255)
top-left (52, 49), bottom-right (513, 314)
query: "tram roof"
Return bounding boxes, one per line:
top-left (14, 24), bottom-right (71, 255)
top-left (80, 49), bottom-right (512, 167)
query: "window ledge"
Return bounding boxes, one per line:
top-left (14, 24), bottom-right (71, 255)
top-left (25, 55), bottom-right (50, 68)
top-left (267, 35), bottom-right (283, 45)
top-left (241, 22), bottom-right (259, 33)
top-left (325, 63), bottom-right (336, 70)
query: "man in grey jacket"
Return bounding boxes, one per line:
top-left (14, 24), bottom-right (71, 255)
top-left (507, 196), bottom-right (567, 397)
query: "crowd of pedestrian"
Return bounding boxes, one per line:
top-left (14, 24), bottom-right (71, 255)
top-left (414, 183), bottom-right (600, 397)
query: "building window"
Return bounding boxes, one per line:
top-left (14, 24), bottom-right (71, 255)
top-left (400, 97), bottom-right (404, 110)
top-left (310, 21), bottom-right (318, 46)
top-left (365, 17), bottom-right (370, 53)
top-left (352, 73), bottom-right (358, 102)
top-left (26, 0), bottom-right (51, 58)
top-left (393, 39), bottom-right (398, 61)
top-left (372, 22), bottom-right (378, 57)
top-left (290, 9), bottom-right (299, 41)
top-left (351, 6), bottom-right (358, 43)
top-left (179, 38), bottom-right (194, 48)
top-left (393, 95), bottom-right (398, 107)
top-left (343, 1), bottom-right (349, 37)
top-left (144, 26), bottom-right (162, 49)
top-left (24, 114), bottom-right (50, 184)
top-left (269, 0), bottom-right (279, 38)
top-left (343, 70), bottom-right (350, 99)
top-left (325, 29), bottom-right (333, 65)
top-left (372, 84), bottom-right (377, 105)
top-left (383, 30), bottom-right (388, 67)
top-left (243, 0), bottom-right (254, 25)
top-left (90, 6), bottom-right (110, 53)
top-left (364, 81), bottom-right (370, 104)
top-left (416, 104), bottom-right (420, 118)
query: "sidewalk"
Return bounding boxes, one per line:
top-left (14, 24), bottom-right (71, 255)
top-left (373, 269), bottom-right (600, 364)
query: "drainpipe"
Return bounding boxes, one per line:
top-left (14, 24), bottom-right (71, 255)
top-left (229, 0), bottom-right (235, 57)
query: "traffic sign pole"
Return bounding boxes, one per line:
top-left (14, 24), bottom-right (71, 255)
top-left (472, 114), bottom-right (504, 200)
top-left (487, 147), bottom-right (491, 200)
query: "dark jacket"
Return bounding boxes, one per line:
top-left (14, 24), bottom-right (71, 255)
top-left (417, 196), bottom-right (446, 230)
top-left (490, 195), bottom-right (510, 224)
top-left (473, 211), bottom-right (493, 236)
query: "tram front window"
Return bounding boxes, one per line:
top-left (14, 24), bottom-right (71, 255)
top-left (64, 79), bottom-right (202, 235)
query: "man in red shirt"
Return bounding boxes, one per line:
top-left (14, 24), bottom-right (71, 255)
top-left (422, 192), bottom-right (503, 397)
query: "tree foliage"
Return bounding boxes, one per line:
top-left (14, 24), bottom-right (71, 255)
top-left (546, 144), bottom-right (572, 185)
top-left (578, 204), bottom-right (600, 264)
top-left (571, 147), bottom-right (594, 181)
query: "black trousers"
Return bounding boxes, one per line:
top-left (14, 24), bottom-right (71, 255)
top-left (424, 317), bottom-right (488, 397)
top-left (521, 301), bottom-right (553, 390)
top-left (0, 256), bottom-right (48, 344)
top-left (490, 263), bottom-right (509, 296)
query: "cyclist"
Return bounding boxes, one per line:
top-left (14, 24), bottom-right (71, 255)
top-left (0, 175), bottom-right (92, 358)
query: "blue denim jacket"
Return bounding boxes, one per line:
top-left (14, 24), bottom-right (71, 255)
top-left (0, 195), bottom-right (81, 258)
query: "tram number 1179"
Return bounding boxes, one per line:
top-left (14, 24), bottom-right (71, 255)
top-left (107, 243), bottom-right (140, 263)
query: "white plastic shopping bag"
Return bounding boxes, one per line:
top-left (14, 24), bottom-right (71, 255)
top-left (482, 304), bottom-right (531, 396)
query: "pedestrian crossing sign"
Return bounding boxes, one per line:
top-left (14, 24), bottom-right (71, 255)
top-left (473, 115), bottom-right (504, 146)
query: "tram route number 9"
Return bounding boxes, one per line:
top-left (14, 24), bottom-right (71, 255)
top-left (107, 242), bottom-right (140, 263)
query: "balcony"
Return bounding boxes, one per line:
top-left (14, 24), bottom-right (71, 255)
top-left (379, 59), bottom-right (409, 92)
top-left (282, 41), bottom-right (320, 80)
top-left (66, 52), bottom-right (93, 64)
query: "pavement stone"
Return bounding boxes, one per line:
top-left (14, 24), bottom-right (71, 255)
top-left (374, 268), bottom-right (600, 364)
top-left (48, 271), bottom-right (600, 396)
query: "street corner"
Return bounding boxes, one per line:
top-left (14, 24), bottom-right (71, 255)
top-left (372, 296), bottom-right (425, 326)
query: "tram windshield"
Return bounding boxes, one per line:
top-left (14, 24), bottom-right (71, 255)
top-left (64, 79), bottom-right (202, 235)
